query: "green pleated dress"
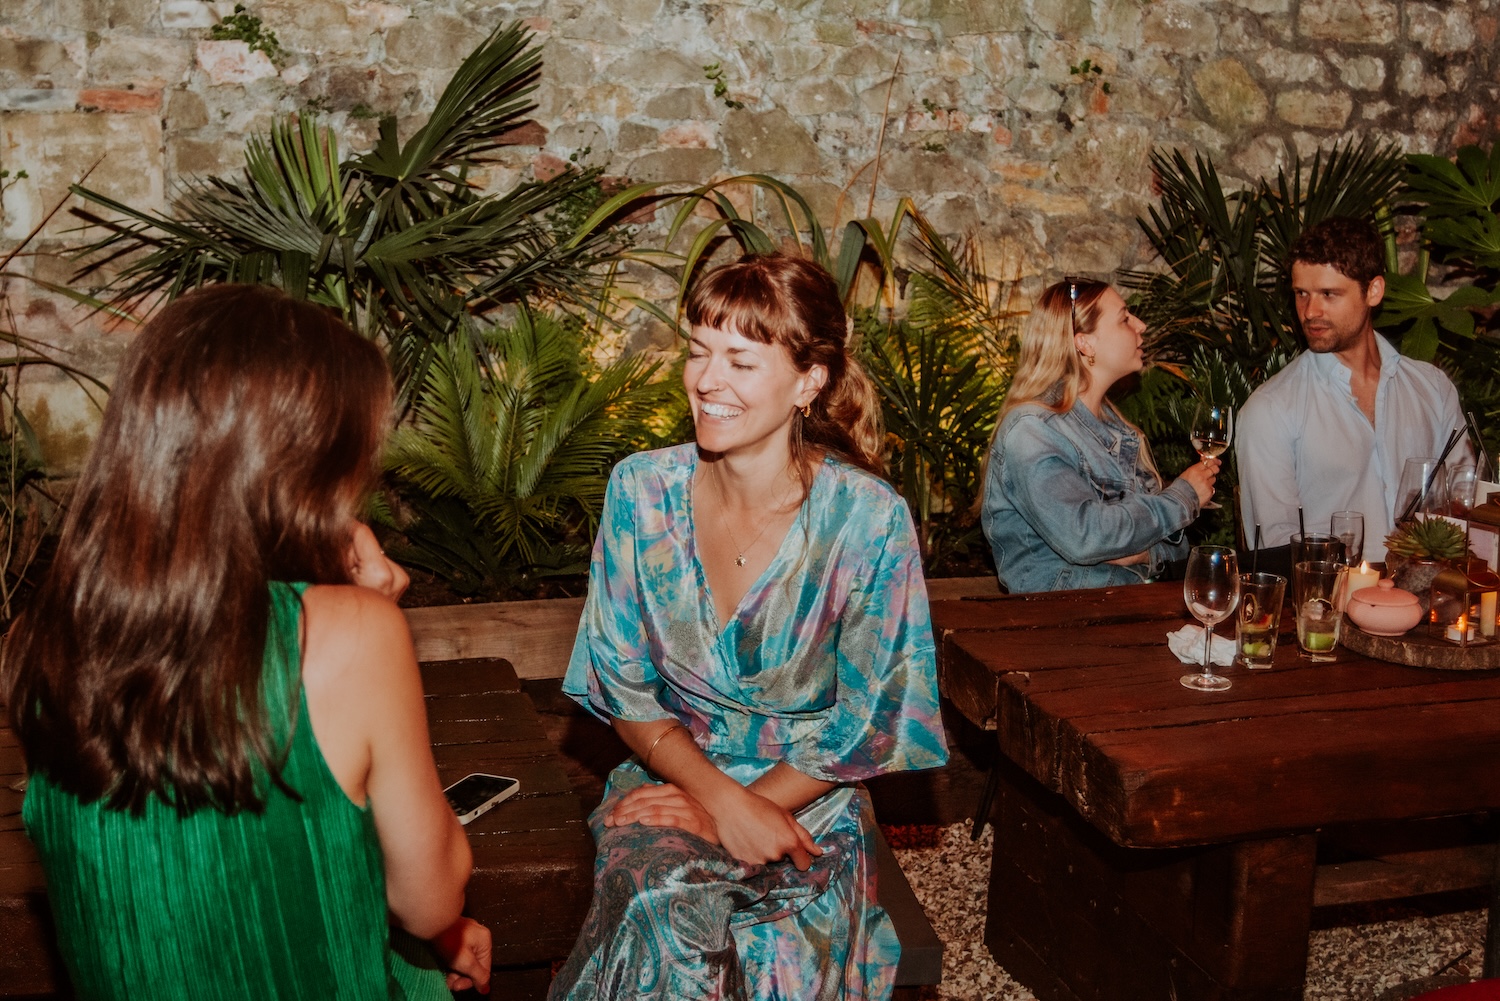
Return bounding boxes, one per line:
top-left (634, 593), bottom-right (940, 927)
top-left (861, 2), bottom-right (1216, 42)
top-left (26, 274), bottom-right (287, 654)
top-left (22, 582), bottom-right (452, 1001)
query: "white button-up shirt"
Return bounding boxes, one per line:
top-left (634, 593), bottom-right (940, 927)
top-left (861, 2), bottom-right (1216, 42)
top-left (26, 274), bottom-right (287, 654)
top-left (1238, 333), bottom-right (1466, 559)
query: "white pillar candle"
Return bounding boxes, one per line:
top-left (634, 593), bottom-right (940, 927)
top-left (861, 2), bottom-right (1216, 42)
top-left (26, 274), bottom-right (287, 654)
top-left (1340, 561), bottom-right (1380, 611)
top-left (1481, 591), bottom-right (1497, 638)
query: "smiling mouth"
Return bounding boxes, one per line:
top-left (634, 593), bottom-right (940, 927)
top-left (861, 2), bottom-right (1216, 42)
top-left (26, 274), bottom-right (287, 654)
top-left (700, 403), bottom-right (742, 419)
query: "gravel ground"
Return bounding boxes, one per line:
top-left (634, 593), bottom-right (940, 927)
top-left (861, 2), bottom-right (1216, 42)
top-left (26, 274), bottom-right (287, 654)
top-left (889, 823), bottom-right (1489, 1001)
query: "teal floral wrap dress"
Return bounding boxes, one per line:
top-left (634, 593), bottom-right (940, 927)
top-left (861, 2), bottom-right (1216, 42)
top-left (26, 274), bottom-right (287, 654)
top-left (552, 444), bottom-right (949, 1001)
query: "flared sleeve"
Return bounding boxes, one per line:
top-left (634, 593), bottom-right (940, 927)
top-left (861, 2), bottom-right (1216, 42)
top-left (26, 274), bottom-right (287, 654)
top-left (783, 494), bottom-right (949, 783)
top-left (562, 459), bottom-right (673, 723)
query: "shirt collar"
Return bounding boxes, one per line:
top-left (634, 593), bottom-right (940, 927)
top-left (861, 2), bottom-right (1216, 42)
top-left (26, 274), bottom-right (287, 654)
top-left (1304, 330), bottom-right (1400, 388)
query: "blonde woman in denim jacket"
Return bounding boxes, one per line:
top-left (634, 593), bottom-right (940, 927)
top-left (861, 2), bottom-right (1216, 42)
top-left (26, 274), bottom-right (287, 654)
top-left (981, 279), bottom-right (1218, 593)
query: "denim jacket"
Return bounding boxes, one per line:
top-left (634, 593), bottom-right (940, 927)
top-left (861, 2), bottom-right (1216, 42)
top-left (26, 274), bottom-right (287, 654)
top-left (981, 396), bottom-right (1198, 593)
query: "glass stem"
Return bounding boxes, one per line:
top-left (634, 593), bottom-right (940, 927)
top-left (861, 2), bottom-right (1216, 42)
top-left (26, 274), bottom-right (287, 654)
top-left (1202, 625), bottom-right (1213, 678)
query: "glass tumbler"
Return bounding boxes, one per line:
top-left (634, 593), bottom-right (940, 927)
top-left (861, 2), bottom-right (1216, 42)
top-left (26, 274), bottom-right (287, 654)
top-left (1236, 572), bottom-right (1287, 669)
top-left (1294, 560), bottom-right (1349, 662)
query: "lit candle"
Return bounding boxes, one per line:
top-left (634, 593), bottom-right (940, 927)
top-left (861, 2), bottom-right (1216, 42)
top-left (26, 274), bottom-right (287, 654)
top-left (1482, 591), bottom-right (1497, 638)
top-left (1446, 615), bottom-right (1476, 643)
top-left (1341, 561), bottom-right (1380, 610)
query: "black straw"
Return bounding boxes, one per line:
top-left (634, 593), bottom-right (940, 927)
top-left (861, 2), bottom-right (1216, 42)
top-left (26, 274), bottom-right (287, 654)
top-left (1466, 410), bottom-right (1491, 477)
top-left (1398, 427), bottom-right (1465, 523)
top-left (1297, 507), bottom-right (1306, 539)
top-left (1252, 524), bottom-right (1262, 575)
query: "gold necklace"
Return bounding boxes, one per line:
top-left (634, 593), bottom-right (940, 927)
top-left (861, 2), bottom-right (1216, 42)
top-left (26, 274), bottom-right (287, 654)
top-left (710, 463), bottom-right (791, 567)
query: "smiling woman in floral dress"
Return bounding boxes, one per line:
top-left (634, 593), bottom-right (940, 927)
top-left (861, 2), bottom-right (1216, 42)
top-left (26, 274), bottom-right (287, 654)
top-left (550, 254), bottom-right (948, 1001)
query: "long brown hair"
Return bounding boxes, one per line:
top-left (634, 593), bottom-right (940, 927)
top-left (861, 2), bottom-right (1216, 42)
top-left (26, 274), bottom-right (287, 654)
top-left (3, 284), bottom-right (392, 815)
top-left (684, 254), bottom-right (883, 483)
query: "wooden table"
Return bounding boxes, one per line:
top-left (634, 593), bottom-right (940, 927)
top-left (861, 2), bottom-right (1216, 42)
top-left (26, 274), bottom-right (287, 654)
top-left (931, 582), bottom-right (1500, 1001)
top-left (0, 656), bottom-right (593, 995)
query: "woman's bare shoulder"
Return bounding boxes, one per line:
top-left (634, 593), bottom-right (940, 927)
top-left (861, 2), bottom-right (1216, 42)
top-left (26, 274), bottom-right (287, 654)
top-left (300, 585), bottom-right (416, 684)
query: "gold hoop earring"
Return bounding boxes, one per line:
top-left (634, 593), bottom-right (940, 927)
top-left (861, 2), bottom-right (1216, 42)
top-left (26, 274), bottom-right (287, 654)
top-left (801, 403), bottom-right (811, 418)
top-left (1080, 352), bottom-right (1094, 368)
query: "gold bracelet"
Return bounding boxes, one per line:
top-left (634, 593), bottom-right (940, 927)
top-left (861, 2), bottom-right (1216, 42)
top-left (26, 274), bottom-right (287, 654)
top-left (643, 723), bottom-right (688, 774)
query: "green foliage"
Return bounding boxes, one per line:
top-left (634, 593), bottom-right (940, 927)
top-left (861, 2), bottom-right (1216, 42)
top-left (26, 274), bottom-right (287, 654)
top-left (384, 313), bottom-right (675, 597)
top-left (69, 22), bottom-right (629, 399)
top-left (702, 62), bottom-right (745, 110)
top-left (1379, 144), bottom-right (1500, 362)
top-left (1068, 58), bottom-right (1112, 94)
top-left (857, 219), bottom-right (1021, 570)
top-left (209, 5), bottom-right (286, 64)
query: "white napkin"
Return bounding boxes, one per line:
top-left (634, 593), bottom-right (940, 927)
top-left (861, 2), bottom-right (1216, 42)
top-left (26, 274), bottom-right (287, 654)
top-left (1167, 624), bottom-right (1236, 667)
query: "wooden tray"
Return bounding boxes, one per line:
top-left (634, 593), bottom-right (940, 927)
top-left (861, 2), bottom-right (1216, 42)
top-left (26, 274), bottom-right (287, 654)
top-left (1341, 618), bottom-right (1500, 670)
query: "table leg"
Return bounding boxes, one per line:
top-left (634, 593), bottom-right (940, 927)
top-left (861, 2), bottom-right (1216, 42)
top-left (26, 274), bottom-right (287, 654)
top-left (985, 758), bottom-right (1317, 1001)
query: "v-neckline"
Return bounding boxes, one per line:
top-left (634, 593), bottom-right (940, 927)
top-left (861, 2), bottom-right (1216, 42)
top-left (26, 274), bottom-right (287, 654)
top-left (687, 450), bottom-right (815, 636)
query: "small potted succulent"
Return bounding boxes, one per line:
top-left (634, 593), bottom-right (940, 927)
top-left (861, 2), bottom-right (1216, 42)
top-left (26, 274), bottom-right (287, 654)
top-left (1383, 517), bottom-right (1472, 610)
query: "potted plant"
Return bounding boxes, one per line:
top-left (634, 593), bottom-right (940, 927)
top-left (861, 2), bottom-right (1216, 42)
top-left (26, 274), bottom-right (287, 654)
top-left (1384, 516), bottom-right (1472, 610)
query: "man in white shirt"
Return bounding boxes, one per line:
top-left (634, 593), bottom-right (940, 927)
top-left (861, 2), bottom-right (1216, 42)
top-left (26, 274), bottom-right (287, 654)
top-left (1238, 216), bottom-right (1466, 560)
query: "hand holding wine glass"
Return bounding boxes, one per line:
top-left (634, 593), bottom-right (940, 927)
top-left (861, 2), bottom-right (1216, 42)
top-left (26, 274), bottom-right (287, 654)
top-left (1181, 545), bottom-right (1240, 692)
top-left (1189, 401), bottom-right (1233, 510)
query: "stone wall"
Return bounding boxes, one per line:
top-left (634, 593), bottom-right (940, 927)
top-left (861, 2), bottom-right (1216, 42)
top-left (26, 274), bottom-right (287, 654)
top-left (1, 0), bottom-right (1497, 466)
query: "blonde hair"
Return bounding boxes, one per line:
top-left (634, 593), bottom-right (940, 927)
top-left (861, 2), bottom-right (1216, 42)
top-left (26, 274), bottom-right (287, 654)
top-left (988, 279), bottom-right (1163, 489)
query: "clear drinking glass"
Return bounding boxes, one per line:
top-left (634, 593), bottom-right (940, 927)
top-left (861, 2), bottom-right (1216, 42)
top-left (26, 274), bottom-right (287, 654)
top-left (1236, 572), bottom-right (1287, 669)
top-left (1290, 531), bottom-right (1345, 567)
top-left (1329, 511), bottom-right (1365, 567)
top-left (1189, 401), bottom-right (1234, 510)
top-left (1394, 457), bottom-right (1449, 525)
top-left (1181, 545), bottom-right (1240, 691)
top-left (1294, 560), bottom-right (1349, 662)
top-left (1450, 465), bottom-right (1483, 517)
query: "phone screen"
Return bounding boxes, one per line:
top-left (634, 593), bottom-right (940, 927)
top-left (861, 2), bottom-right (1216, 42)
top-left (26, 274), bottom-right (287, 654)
top-left (444, 773), bottom-right (520, 824)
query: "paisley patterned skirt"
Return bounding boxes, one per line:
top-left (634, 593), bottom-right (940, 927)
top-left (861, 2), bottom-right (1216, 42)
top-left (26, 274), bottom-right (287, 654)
top-left (548, 759), bottom-right (898, 1001)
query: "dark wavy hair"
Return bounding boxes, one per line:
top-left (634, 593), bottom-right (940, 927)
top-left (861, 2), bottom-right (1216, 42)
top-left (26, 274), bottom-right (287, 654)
top-left (684, 254), bottom-right (883, 482)
top-left (1288, 216), bottom-right (1385, 289)
top-left (3, 284), bottom-right (392, 815)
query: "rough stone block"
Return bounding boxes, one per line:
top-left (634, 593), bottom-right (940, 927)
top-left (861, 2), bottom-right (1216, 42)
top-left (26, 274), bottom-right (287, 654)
top-left (1, 110), bottom-right (164, 241)
top-left (196, 41), bottom-right (279, 85)
top-left (160, 0), bottom-right (222, 29)
top-left (879, 147), bottom-right (987, 197)
top-left (1192, 58), bottom-right (1268, 132)
top-left (624, 147), bottom-right (725, 184)
top-left (1028, 0), bottom-right (1090, 35)
top-left (385, 11), bottom-right (484, 69)
top-left (1233, 134), bottom-right (1291, 179)
top-left (19, 371), bottom-right (106, 476)
top-left (616, 122), bottom-right (658, 152)
top-left (1255, 50), bottom-right (1325, 84)
top-left (88, 36), bottom-right (193, 88)
top-left (1277, 88), bottom-right (1353, 129)
top-left (602, 49), bottom-right (703, 89)
top-left (547, 122), bottom-right (604, 162)
top-left (722, 108), bottom-right (821, 175)
top-left (1299, 0), bottom-right (1397, 44)
top-left (644, 87), bottom-right (714, 121)
top-left (998, 182), bottom-right (1089, 217)
top-left (770, 44), bottom-right (829, 82)
top-left (1409, 2), bottom-right (1477, 55)
top-left (0, 38), bottom-right (81, 87)
top-left (0, 89), bottom-right (80, 112)
top-left (168, 136), bottom-right (241, 179)
top-left (1397, 53), bottom-right (1446, 98)
top-left (659, 122), bottom-right (715, 149)
top-left (1329, 54), bottom-right (1385, 91)
top-left (1141, 3), bottom-right (1217, 51)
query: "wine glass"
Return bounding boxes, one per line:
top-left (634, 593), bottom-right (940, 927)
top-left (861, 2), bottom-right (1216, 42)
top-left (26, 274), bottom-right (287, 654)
top-left (1394, 457), bottom-right (1448, 526)
top-left (1329, 511), bottom-right (1364, 567)
top-left (1181, 545), bottom-right (1240, 692)
top-left (1189, 401), bottom-right (1234, 510)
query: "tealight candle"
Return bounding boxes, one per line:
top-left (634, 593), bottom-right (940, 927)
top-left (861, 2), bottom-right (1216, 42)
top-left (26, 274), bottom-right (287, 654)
top-left (1341, 561), bottom-right (1380, 610)
top-left (1446, 615), bottom-right (1476, 643)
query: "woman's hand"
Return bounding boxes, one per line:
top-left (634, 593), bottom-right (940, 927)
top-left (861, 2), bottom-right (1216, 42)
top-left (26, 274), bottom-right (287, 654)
top-left (604, 783), bottom-right (721, 845)
top-left (434, 916), bottom-right (493, 995)
top-left (702, 785), bottom-right (823, 872)
top-left (1177, 456), bottom-right (1220, 508)
top-left (347, 523), bottom-right (409, 601)
top-left (1106, 551), bottom-right (1150, 567)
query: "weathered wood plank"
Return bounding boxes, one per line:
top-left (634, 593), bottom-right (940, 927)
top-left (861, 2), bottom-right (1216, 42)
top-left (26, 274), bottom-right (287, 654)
top-left (405, 599), bottom-right (585, 679)
top-left (1313, 845), bottom-right (1495, 906)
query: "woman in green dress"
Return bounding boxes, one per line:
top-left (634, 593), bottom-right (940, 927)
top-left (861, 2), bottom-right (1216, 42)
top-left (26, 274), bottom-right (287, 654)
top-left (3, 285), bottom-right (491, 999)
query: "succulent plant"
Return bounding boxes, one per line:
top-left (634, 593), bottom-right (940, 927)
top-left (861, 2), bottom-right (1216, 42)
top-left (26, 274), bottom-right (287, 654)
top-left (1384, 517), bottom-right (1471, 561)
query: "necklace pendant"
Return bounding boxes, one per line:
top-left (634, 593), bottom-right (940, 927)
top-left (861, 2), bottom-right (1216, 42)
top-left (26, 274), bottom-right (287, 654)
top-left (735, 554), bottom-right (746, 567)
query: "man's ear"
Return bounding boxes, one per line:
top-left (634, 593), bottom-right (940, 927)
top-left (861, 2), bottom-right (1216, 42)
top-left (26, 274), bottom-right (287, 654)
top-left (1365, 274), bottom-right (1386, 309)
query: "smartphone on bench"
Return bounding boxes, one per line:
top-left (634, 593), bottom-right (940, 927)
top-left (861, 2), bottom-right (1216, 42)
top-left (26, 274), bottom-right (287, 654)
top-left (444, 773), bottom-right (521, 825)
